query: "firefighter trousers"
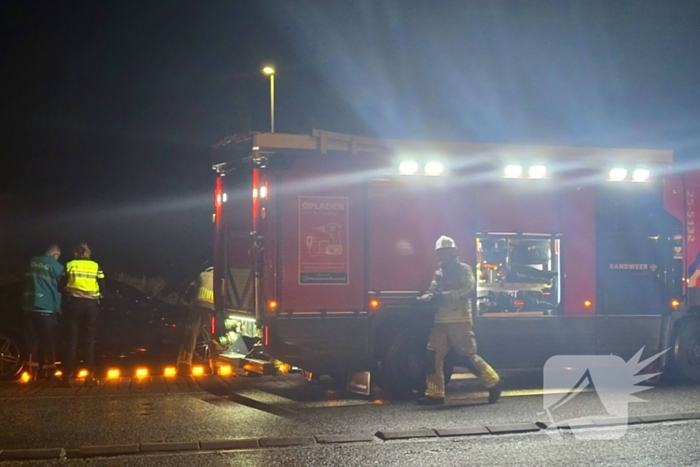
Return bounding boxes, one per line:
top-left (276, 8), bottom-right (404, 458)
top-left (176, 306), bottom-right (219, 369)
top-left (425, 322), bottom-right (500, 399)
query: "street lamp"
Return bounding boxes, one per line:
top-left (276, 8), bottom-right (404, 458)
top-left (262, 66), bottom-right (275, 133)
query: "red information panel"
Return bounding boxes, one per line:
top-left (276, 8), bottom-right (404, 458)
top-left (298, 196), bottom-right (349, 285)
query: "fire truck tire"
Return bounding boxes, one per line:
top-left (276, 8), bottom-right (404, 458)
top-left (376, 329), bottom-right (427, 399)
top-left (0, 332), bottom-right (24, 381)
top-left (672, 318), bottom-right (700, 383)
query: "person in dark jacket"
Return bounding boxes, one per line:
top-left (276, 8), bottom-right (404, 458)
top-left (21, 245), bottom-right (64, 380)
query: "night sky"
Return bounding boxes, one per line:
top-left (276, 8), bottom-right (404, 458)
top-left (1, 0), bottom-right (699, 281)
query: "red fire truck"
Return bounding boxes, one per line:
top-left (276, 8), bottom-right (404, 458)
top-left (211, 129), bottom-right (700, 396)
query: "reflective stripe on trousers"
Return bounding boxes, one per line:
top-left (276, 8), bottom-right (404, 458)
top-left (425, 322), bottom-right (500, 399)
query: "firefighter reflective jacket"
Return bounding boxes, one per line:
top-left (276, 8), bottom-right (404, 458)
top-left (428, 259), bottom-right (476, 324)
top-left (193, 268), bottom-right (215, 311)
top-left (66, 259), bottom-right (104, 299)
top-left (22, 255), bottom-right (64, 313)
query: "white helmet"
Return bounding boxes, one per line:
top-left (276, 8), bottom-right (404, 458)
top-left (435, 235), bottom-right (457, 251)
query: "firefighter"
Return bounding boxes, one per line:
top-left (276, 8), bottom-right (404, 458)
top-left (417, 236), bottom-right (502, 405)
top-left (21, 245), bottom-right (64, 380)
top-left (176, 267), bottom-right (220, 375)
top-left (61, 242), bottom-right (104, 387)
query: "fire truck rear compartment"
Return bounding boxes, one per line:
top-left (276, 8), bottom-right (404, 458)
top-left (210, 131), bottom-right (700, 391)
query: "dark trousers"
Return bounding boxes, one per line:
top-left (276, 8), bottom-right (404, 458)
top-left (23, 312), bottom-right (58, 369)
top-left (63, 298), bottom-right (99, 377)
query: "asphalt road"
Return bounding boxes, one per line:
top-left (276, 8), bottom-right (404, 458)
top-left (1, 371), bottom-right (699, 465)
top-left (4, 421), bottom-right (700, 466)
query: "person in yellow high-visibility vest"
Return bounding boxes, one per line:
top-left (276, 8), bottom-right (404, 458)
top-left (60, 242), bottom-right (104, 387)
top-left (176, 267), bottom-right (219, 375)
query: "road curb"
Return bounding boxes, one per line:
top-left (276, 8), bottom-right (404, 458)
top-left (0, 448), bottom-right (65, 460)
top-left (549, 412), bottom-right (700, 430)
top-left (79, 444), bottom-right (140, 458)
top-left (487, 423), bottom-right (541, 435)
top-left (435, 426), bottom-right (490, 437)
top-left (376, 429), bottom-right (437, 441)
top-left (592, 417), bottom-right (642, 427)
top-left (2, 412), bottom-right (700, 461)
top-left (140, 442), bottom-right (200, 453)
top-left (259, 437), bottom-right (316, 448)
top-left (315, 434), bottom-right (376, 444)
top-left (200, 439), bottom-right (259, 451)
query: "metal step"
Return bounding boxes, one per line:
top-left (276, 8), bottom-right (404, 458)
top-left (219, 352), bottom-right (275, 376)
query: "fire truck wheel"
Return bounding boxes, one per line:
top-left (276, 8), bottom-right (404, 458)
top-left (673, 319), bottom-right (700, 383)
top-left (376, 329), bottom-right (427, 399)
top-left (0, 332), bottom-right (24, 381)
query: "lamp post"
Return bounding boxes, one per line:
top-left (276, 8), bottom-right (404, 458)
top-left (262, 66), bottom-right (275, 133)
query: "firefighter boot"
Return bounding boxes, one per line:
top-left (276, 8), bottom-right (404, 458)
top-left (177, 364), bottom-right (191, 377)
top-left (488, 381), bottom-right (503, 404)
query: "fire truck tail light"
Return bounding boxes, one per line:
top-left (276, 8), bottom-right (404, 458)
top-left (268, 300), bottom-right (278, 312)
top-left (671, 299), bottom-right (681, 309)
top-left (263, 326), bottom-right (270, 346)
top-left (399, 161), bottom-right (419, 175)
top-left (632, 169), bottom-right (651, 182)
top-left (369, 299), bottom-right (381, 310)
top-left (253, 188), bottom-right (259, 198)
top-left (504, 165), bottom-right (523, 178)
top-left (528, 165), bottom-right (547, 179)
top-left (609, 168), bottom-right (627, 181)
top-left (583, 300), bottom-right (593, 308)
top-left (424, 162), bottom-right (444, 176)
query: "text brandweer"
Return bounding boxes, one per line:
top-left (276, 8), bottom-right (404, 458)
top-left (609, 264), bottom-right (653, 270)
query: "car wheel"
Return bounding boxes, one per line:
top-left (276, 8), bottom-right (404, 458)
top-left (0, 332), bottom-right (24, 381)
top-left (376, 329), bottom-right (428, 399)
top-left (673, 318), bottom-right (700, 383)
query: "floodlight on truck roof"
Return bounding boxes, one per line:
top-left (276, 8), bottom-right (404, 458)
top-left (399, 161), bottom-right (419, 175)
top-left (632, 168), bottom-right (651, 182)
top-left (528, 165), bottom-right (547, 179)
top-left (503, 165), bottom-right (523, 178)
top-left (424, 162), bottom-right (444, 176)
top-left (609, 168), bottom-right (627, 181)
